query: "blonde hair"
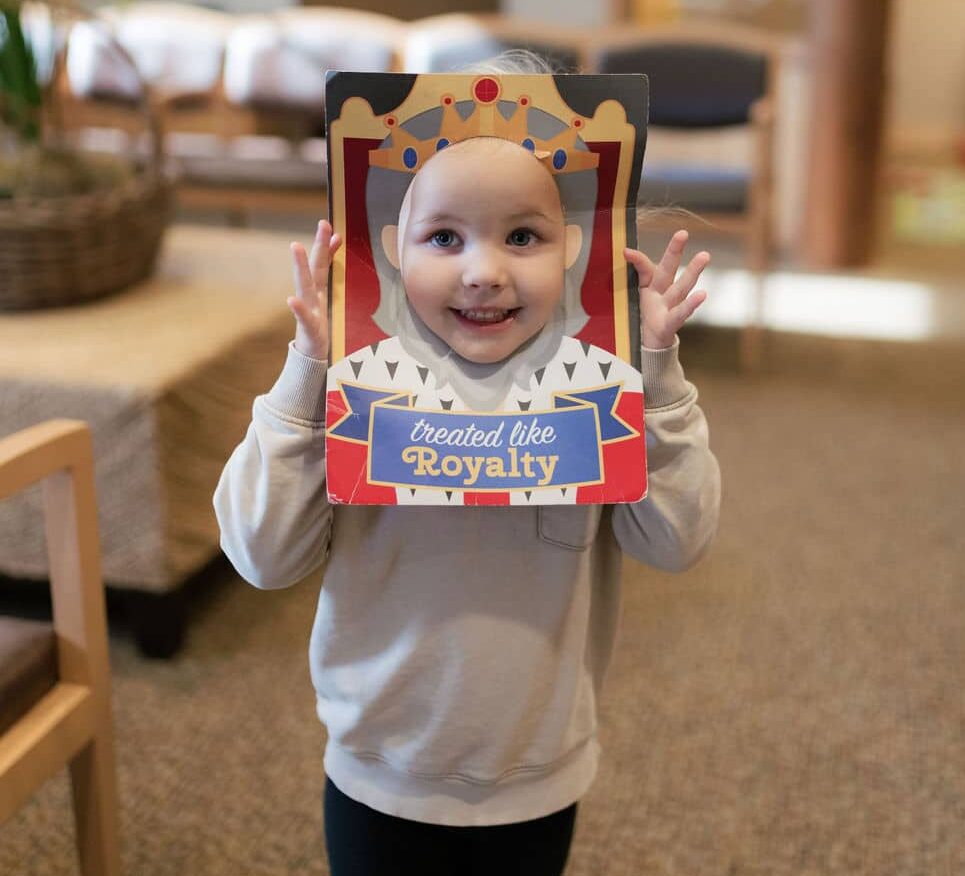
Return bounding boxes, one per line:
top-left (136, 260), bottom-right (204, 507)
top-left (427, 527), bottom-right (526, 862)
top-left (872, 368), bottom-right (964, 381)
top-left (460, 48), bottom-right (559, 76)
top-left (636, 204), bottom-right (712, 232)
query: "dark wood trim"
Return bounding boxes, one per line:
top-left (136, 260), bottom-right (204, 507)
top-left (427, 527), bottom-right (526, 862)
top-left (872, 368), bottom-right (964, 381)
top-left (804, 0), bottom-right (893, 267)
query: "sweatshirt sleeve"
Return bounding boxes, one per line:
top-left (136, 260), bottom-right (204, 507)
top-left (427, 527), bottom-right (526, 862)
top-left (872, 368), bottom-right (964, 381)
top-left (213, 343), bottom-right (333, 589)
top-left (611, 340), bottom-right (721, 572)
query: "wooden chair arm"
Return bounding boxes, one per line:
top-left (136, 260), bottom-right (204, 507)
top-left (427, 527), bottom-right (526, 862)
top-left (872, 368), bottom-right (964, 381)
top-left (0, 419), bottom-right (121, 872)
top-left (0, 420), bottom-right (92, 499)
top-left (0, 420), bottom-right (108, 688)
top-left (156, 88), bottom-right (219, 111)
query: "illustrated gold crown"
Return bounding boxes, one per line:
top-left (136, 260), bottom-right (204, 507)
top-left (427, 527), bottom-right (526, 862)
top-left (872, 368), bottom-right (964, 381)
top-left (368, 75), bottom-right (600, 175)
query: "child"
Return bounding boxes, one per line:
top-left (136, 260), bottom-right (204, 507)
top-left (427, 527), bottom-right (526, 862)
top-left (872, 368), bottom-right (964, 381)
top-left (353, 100), bottom-right (603, 418)
top-left (214, 133), bottom-right (721, 875)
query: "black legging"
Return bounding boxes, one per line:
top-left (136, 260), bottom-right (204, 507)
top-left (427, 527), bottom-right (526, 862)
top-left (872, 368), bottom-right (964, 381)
top-left (324, 778), bottom-right (578, 876)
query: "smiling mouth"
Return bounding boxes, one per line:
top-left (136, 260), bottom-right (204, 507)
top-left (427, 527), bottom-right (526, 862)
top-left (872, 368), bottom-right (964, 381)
top-left (452, 307), bottom-right (521, 325)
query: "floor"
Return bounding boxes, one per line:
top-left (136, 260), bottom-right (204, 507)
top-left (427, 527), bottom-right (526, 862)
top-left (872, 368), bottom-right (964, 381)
top-left (3, 217), bottom-right (963, 875)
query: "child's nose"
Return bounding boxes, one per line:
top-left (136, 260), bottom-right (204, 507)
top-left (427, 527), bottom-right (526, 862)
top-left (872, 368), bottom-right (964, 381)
top-left (462, 246), bottom-right (508, 290)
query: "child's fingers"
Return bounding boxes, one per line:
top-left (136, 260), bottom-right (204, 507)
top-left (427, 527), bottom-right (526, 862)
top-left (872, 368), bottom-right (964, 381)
top-left (670, 289), bottom-right (708, 326)
top-left (319, 233), bottom-right (342, 296)
top-left (624, 247), bottom-right (655, 289)
top-left (666, 251), bottom-right (711, 308)
top-left (290, 242), bottom-right (316, 304)
top-left (289, 233), bottom-right (331, 359)
top-left (309, 221), bottom-right (341, 291)
top-left (286, 294), bottom-right (302, 320)
top-left (651, 230), bottom-right (689, 293)
top-left (307, 221), bottom-right (328, 285)
top-left (286, 294), bottom-right (317, 328)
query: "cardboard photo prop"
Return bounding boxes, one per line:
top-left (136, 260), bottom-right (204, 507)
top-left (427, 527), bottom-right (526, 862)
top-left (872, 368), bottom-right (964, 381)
top-left (325, 71), bottom-right (649, 506)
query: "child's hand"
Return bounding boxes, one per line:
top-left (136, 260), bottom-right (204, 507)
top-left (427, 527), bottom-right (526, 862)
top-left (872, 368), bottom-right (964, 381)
top-left (288, 220), bottom-right (342, 361)
top-left (625, 230), bottom-right (710, 350)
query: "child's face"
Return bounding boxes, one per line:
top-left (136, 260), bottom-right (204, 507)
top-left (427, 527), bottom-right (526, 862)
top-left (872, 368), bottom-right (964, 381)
top-left (397, 139), bottom-right (570, 365)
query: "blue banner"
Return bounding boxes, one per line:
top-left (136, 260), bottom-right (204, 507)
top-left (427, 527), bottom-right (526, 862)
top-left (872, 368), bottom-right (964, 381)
top-left (330, 381), bottom-right (635, 492)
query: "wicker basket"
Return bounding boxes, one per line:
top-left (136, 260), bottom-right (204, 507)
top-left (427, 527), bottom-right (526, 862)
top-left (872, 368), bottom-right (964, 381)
top-left (0, 32), bottom-right (175, 311)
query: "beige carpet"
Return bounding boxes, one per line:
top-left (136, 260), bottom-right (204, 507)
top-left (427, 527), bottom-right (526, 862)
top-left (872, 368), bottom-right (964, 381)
top-left (2, 334), bottom-right (964, 875)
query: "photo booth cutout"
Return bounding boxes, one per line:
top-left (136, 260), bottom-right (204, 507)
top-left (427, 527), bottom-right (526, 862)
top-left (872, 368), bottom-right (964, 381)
top-left (324, 71), bottom-right (650, 507)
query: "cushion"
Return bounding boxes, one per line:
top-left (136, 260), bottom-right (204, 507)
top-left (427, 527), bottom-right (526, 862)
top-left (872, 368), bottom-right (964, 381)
top-left (224, 9), bottom-right (403, 111)
top-left (595, 42), bottom-right (767, 128)
top-left (19, 2), bottom-right (59, 86)
top-left (639, 164), bottom-right (749, 212)
top-left (169, 135), bottom-right (327, 190)
top-left (66, 3), bottom-right (229, 101)
top-left (0, 616), bottom-right (58, 735)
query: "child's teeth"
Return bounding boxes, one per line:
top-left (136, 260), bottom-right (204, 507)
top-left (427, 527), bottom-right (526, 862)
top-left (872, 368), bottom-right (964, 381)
top-left (462, 309), bottom-right (509, 322)
top-left (462, 310), bottom-right (509, 322)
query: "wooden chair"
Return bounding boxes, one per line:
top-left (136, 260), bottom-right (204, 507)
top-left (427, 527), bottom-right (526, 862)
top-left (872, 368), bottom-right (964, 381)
top-left (0, 420), bottom-right (121, 875)
top-left (588, 22), bottom-right (780, 369)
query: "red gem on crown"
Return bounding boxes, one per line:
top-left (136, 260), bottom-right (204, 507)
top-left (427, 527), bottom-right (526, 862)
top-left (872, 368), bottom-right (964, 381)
top-left (473, 77), bottom-right (500, 104)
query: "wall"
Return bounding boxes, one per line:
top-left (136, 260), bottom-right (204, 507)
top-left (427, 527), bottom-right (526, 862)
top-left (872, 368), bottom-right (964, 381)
top-left (502, 0), bottom-right (612, 26)
top-left (887, 0), bottom-right (965, 157)
top-left (674, 0), bottom-right (806, 31)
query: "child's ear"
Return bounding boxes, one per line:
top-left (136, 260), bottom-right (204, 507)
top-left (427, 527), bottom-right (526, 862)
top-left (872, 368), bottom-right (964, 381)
top-left (564, 224), bottom-right (583, 270)
top-left (382, 225), bottom-right (400, 270)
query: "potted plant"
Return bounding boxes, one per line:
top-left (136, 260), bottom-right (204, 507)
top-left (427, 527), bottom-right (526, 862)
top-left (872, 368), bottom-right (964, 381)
top-left (0, 0), bottom-right (173, 309)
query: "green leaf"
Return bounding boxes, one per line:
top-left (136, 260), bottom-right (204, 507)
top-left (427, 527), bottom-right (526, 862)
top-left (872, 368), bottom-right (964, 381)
top-left (0, 7), bottom-right (42, 141)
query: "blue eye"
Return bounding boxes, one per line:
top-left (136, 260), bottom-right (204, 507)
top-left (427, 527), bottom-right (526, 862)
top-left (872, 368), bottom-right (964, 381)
top-left (431, 230), bottom-right (458, 248)
top-left (508, 229), bottom-right (536, 247)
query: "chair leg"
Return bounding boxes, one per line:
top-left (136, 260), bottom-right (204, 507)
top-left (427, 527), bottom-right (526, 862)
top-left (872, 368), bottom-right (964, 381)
top-left (70, 732), bottom-right (122, 876)
top-left (128, 587), bottom-right (188, 659)
top-left (739, 269), bottom-right (767, 373)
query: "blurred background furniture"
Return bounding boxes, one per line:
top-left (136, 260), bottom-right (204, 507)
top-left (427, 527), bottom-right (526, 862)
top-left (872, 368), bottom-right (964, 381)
top-left (589, 22), bottom-right (779, 367)
top-left (60, 3), bottom-right (406, 223)
top-left (301, 0), bottom-right (499, 20)
top-left (47, 3), bottom-right (805, 250)
top-left (188, 6), bottom-right (404, 218)
top-left (22, 0), bottom-right (896, 271)
top-left (53, 5), bottom-right (595, 225)
top-left (0, 420), bottom-right (121, 875)
top-left (401, 12), bottom-right (586, 72)
top-left (0, 227), bottom-right (296, 657)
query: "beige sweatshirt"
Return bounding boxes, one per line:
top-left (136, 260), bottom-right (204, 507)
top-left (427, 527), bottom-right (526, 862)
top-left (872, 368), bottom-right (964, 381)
top-left (213, 340), bottom-right (720, 826)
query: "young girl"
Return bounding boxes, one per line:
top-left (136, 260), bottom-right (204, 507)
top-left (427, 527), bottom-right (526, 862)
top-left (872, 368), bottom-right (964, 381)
top-left (214, 120), bottom-right (720, 876)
